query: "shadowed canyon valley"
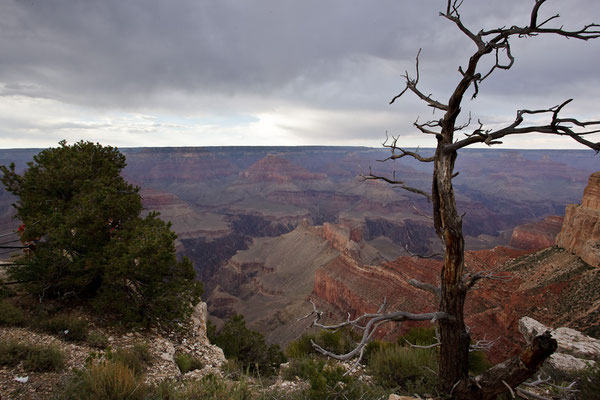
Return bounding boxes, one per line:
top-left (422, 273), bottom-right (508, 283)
top-left (1, 146), bottom-right (598, 362)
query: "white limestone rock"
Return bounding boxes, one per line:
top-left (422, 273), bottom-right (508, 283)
top-left (519, 316), bottom-right (600, 371)
top-left (548, 353), bottom-right (595, 371)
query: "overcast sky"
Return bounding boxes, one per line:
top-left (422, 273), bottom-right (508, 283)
top-left (1, 0), bottom-right (599, 149)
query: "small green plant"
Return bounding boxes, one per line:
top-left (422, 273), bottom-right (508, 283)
top-left (0, 339), bottom-right (30, 367)
top-left (285, 327), bottom-right (361, 359)
top-left (35, 314), bottom-right (89, 341)
top-left (0, 300), bottom-right (26, 326)
top-left (60, 360), bottom-right (147, 400)
top-left (362, 339), bottom-right (394, 366)
top-left (283, 356), bottom-right (389, 400)
top-left (0, 339), bottom-right (64, 372)
top-left (285, 333), bottom-right (317, 359)
top-left (576, 363), bottom-right (600, 399)
top-left (368, 344), bottom-right (439, 394)
top-left (22, 344), bottom-right (65, 372)
top-left (397, 326), bottom-right (438, 347)
top-left (131, 342), bottom-right (152, 364)
top-left (211, 314), bottom-right (286, 376)
top-left (87, 330), bottom-right (109, 348)
top-left (112, 343), bottom-right (152, 376)
top-left (149, 374), bottom-right (253, 400)
top-left (468, 349), bottom-right (492, 375)
top-left (175, 352), bottom-right (203, 374)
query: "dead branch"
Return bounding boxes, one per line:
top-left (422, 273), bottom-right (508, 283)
top-left (390, 49), bottom-right (449, 111)
top-left (407, 278), bottom-right (441, 299)
top-left (514, 388), bottom-right (551, 400)
top-left (404, 245), bottom-right (442, 260)
top-left (362, 168), bottom-right (432, 201)
top-left (470, 335), bottom-right (499, 352)
top-left (301, 298), bottom-right (452, 369)
top-left (448, 100), bottom-right (600, 152)
top-left (378, 133), bottom-right (435, 163)
top-left (522, 374), bottom-right (551, 388)
top-left (415, 118), bottom-right (443, 136)
top-left (463, 270), bottom-right (513, 290)
top-left (411, 202), bottom-right (434, 220)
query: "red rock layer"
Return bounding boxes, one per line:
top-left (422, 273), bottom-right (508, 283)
top-left (509, 215), bottom-right (564, 250)
top-left (140, 188), bottom-right (185, 207)
top-left (313, 255), bottom-right (440, 337)
top-left (311, 246), bottom-right (558, 363)
top-left (240, 154), bottom-right (327, 182)
top-left (556, 171), bottom-right (600, 267)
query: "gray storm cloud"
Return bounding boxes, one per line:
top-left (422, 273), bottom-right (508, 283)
top-left (0, 0), bottom-right (599, 147)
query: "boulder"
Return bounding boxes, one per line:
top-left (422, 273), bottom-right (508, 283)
top-left (519, 317), bottom-right (599, 371)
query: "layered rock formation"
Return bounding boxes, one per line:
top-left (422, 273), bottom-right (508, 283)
top-left (509, 215), bottom-right (564, 250)
top-left (240, 154), bottom-right (327, 182)
top-left (311, 240), bottom-right (600, 363)
top-left (556, 171), bottom-right (600, 267)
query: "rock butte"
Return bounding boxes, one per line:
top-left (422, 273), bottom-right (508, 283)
top-left (509, 215), bottom-right (564, 251)
top-left (556, 171), bottom-right (600, 267)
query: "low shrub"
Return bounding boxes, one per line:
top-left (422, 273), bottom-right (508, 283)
top-left (147, 374), bottom-right (253, 400)
top-left (112, 343), bottom-right (152, 376)
top-left (368, 344), bottom-right (438, 395)
top-left (131, 342), bottom-right (152, 364)
top-left (283, 356), bottom-right (389, 400)
top-left (362, 339), bottom-right (394, 366)
top-left (175, 352), bottom-right (203, 374)
top-left (0, 300), bottom-right (26, 326)
top-left (578, 363), bottom-right (600, 400)
top-left (285, 333), bottom-right (317, 359)
top-left (468, 349), bottom-right (492, 375)
top-left (22, 344), bottom-right (65, 372)
top-left (0, 279), bottom-right (16, 298)
top-left (0, 339), bottom-right (64, 372)
top-left (87, 330), bottom-right (109, 349)
top-left (0, 339), bottom-right (30, 367)
top-left (397, 326), bottom-right (438, 347)
top-left (282, 356), bottom-right (324, 381)
top-left (59, 360), bottom-right (147, 400)
top-left (36, 314), bottom-right (89, 341)
top-left (285, 327), bottom-right (361, 359)
top-left (211, 314), bottom-right (286, 376)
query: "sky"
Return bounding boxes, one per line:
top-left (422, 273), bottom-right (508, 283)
top-left (0, 0), bottom-right (599, 149)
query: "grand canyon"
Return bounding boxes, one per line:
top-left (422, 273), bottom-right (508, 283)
top-left (1, 146), bottom-right (598, 362)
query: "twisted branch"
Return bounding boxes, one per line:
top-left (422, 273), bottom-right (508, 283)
top-left (300, 298), bottom-right (452, 371)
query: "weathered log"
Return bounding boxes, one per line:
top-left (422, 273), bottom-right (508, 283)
top-left (453, 331), bottom-right (558, 400)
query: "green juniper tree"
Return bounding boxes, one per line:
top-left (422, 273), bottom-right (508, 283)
top-left (1, 140), bottom-right (202, 325)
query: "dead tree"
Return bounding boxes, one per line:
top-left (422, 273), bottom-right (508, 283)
top-left (305, 1), bottom-right (600, 398)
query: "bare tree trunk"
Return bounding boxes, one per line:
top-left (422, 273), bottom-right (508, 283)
top-left (433, 144), bottom-right (471, 391)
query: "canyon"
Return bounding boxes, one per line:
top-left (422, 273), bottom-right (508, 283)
top-left (0, 146), bottom-right (598, 360)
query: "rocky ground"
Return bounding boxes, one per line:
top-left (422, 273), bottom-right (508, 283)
top-left (0, 302), bottom-right (226, 400)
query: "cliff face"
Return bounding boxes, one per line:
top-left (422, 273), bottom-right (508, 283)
top-left (313, 254), bottom-right (440, 337)
top-left (240, 154), bottom-right (327, 182)
top-left (556, 171), bottom-right (600, 267)
top-left (312, 243), bottom-right (600, 362)
top-left (509, 215), bottom-right (564, 250)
